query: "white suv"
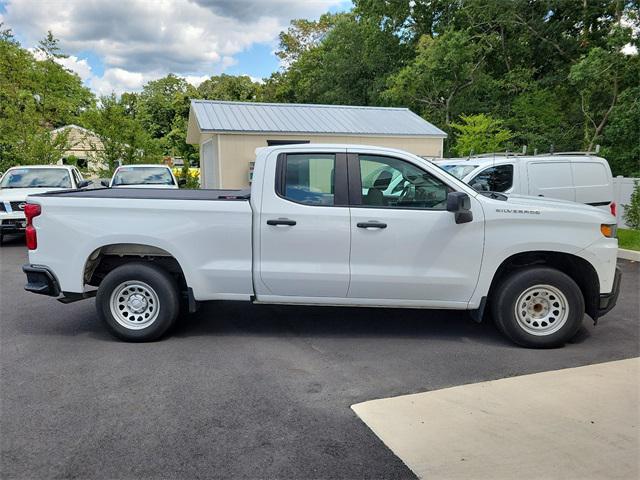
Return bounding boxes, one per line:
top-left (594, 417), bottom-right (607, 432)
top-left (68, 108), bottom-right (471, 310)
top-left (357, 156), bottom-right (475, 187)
top-left (435, 154), bottom-right (616, 216)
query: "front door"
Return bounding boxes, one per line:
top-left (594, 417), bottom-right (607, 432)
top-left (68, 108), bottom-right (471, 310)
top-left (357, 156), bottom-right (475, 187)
top-left (257, 151), bottom-right (351, 298)
top-left (348, 152), bottom-right (484, 305)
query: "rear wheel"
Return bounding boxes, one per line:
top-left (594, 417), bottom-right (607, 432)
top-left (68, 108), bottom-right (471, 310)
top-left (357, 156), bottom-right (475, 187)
top-left (492, 267), bottom-right (585, 348)
top-left (96, 262), bottom-right (179, 342)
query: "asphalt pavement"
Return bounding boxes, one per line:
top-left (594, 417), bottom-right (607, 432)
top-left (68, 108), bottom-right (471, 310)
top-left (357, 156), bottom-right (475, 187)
top-left (1, 235), bottom-right (638, 479)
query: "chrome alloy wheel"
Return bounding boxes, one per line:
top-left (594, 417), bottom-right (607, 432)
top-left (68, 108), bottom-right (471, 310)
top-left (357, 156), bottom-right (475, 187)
top-left (514, 284), bottom-right (569, 336)
top-left (109, 281), bottom-right (160, 330)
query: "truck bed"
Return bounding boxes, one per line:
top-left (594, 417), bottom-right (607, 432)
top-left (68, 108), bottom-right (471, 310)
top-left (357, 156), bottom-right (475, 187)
top-left (30, 187), bottom-right (251, 201)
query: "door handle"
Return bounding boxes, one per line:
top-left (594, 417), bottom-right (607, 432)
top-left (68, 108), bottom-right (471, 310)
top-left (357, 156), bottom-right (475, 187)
top-left (357, 221), bottom-right (387, 229)
top-left (267, 218), bottom-right (297, 226)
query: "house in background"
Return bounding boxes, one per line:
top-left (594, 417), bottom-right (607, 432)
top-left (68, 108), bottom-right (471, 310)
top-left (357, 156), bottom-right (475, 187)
top-left (186, 100), bottom-right (447, 189)
top-left (51, 124), bottom-right (106, 174)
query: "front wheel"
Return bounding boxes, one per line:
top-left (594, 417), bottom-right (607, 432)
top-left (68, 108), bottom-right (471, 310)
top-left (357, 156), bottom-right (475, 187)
top-left (96, 262), bottom-right (180, 342)
top-left (491, 267), bottom-right (585, 348)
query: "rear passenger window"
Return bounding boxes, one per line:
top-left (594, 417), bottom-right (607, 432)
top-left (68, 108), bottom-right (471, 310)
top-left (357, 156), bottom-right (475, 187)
top-left (282, 154), bottom-right (335, 206)
top-left (469, 165), bottom-right (513, 192)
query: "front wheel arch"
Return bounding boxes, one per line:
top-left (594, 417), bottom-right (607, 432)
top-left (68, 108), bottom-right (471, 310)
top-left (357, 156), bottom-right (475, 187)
top-left (486, 251), bottom-right (599, 321)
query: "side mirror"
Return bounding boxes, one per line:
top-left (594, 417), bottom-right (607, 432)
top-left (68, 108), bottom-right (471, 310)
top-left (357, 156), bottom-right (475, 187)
top-left (100, 179), bottom-right (109, 187)
top-left (447, 192), bottom-right (473, 224)
top-left (178, 178), bottom-right (186, 186)
top-left (77, 180), bottom-right (92, 188)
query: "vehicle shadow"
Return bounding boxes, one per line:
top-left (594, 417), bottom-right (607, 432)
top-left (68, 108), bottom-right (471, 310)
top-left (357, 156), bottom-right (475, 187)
top-left (0, 233), bottom-right (25, 248)
top-left (171, 300), bottom-right (526, 348)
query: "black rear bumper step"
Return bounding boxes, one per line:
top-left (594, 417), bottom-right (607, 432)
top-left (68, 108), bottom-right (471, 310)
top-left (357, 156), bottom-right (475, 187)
top-left (23, 264), bottom-right (60, 297)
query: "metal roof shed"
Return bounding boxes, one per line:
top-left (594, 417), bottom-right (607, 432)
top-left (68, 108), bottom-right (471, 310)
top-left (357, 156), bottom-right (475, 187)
top-left (187, 100), bottom-right (446, 189)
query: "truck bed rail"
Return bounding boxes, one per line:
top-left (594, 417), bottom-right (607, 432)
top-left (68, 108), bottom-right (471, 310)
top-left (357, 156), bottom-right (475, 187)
top-left (29, 188), bottom-right (251, 201)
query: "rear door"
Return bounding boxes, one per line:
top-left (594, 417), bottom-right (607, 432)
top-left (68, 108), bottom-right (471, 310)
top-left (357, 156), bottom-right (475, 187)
top-left (527, 162), bottom-right (575, 201)
top-left (257, 150), bottom-right (351, 298)
top-left (571, 161), bottom-right (613, 208)
top-left (347, 151), bottom-right (484, 305)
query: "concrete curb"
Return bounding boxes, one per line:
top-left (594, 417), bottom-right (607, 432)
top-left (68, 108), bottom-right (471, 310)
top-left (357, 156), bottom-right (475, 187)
top-left (618, 248), bottom-right (640, 261)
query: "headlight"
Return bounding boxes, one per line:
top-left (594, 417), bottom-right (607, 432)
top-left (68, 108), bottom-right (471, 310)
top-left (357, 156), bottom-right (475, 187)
top-left (600, 224), bottom-right (617, 238)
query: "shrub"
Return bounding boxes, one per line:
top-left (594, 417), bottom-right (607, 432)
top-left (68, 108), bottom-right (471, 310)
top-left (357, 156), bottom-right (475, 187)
top-left (623, 180), bottom-right (640, 230)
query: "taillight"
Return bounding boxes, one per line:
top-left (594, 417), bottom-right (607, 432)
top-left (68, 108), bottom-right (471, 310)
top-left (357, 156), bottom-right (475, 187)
top-left (24, 203), bottom-right (41, 250)
top-left (610, 201), bottom-right (617, 217)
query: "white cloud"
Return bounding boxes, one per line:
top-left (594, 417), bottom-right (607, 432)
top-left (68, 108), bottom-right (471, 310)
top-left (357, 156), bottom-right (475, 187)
top-left (0, 0), bottom-right (345, 94)
top-left (183, 74), bottom-right (210, 87)
top-left (90, 68), bottom-right (154, 96)
top-left (56, 55), bottom-right (94, 82)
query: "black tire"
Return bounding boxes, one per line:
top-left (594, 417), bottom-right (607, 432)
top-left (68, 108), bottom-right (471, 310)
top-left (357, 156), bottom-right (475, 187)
top-left (491, 267), bottom-right (585, 348)
top-left (96, 262), bottom-right (180, 342)
top-left (0, 234), bottom-right (3, 246)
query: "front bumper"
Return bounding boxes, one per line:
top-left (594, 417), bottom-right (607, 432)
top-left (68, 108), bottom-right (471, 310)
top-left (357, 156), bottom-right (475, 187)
top-left (598, 266), bottom-right (622, 316)
top-left (23, 264), bottom-right (60, 297)
top-left (1, 218), bottom-right (27, 234)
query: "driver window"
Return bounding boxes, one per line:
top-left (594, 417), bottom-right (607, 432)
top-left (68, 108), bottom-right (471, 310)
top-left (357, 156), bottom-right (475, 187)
top-left (359, 155), bottom-right (450, 209)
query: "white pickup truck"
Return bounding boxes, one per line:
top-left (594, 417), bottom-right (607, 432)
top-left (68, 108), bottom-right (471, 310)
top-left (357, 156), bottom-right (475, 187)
top-left (22, 144), bottom-right (621, 347)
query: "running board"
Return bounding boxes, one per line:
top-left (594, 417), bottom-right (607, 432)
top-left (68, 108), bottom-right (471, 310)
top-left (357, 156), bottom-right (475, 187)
top-left (57, 291), bottom-right (97, 304)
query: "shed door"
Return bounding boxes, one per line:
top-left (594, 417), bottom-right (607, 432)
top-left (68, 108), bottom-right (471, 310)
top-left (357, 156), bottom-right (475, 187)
top-left (201, 138), bottom-right (219, 188)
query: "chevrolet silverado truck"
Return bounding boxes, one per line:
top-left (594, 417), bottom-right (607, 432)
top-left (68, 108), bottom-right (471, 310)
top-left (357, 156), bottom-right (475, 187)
top-left (22, 144), bottom-right (621, 347)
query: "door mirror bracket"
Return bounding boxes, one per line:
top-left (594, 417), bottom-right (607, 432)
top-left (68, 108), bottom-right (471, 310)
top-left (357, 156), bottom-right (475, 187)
top-left (447, 192), bottom-right (473, 224)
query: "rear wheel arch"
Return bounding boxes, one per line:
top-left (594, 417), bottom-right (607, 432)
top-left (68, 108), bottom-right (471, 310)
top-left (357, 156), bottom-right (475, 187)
top-left (83, 243), bottom-right (190, 294)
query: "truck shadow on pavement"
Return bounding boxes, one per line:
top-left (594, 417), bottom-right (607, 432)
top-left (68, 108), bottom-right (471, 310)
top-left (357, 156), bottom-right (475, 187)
top-left (170, 300), bottom-right (593, 348)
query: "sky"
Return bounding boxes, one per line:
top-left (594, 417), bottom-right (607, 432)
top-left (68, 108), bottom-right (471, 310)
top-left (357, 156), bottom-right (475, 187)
top-left (0, 0), bottom-right (352, 95)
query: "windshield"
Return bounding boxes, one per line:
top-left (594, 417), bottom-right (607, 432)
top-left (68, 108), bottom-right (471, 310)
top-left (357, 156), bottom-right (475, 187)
top-left (439, 164), bottom-right (479, 180)
top-left (112, 167), bottom-right (174, 186)
top-left (0, 168), bottom-right (71, 188)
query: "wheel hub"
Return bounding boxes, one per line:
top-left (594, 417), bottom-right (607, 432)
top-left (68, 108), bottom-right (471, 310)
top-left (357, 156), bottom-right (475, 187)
top-left (514, 284), bottom-right (569, 336)
top-left (127, 294), bottom-right (148, 313)
top-left (109, 281), bottom-right (160, 330)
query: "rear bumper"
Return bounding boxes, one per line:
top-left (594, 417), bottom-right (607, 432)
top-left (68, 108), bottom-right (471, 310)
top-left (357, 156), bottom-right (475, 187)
top-left (23, 264), bottom-right (60, 297)
top-left (598, 266), bottom-right (622, 316)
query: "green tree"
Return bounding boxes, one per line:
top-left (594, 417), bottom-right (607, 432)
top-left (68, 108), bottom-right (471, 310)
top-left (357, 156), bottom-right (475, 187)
top-left (81, 94), bottom-right (161, 175)
top-left (197, 74), bottom-right (259, 101)
top-left (601, 87), bottom-right (640, 176)
top-left (283, 14), bottom-right (409, 105)
top-left (384, 30), bottom-right (488, 126)
top-left (0, 27), bottom-right (90, 170)
top-left (137, 74), bottom-right (192, 139)
top-left (276, 13), bottom-right (342, 67)
top-left (507, 88), bottom-right (580, 153)
top-left (450, 114), bottom-right (513, 156)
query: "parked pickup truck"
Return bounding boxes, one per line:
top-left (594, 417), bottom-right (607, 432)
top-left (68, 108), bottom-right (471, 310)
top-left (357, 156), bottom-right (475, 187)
top-left (22, 144), bottom-right (621, 347)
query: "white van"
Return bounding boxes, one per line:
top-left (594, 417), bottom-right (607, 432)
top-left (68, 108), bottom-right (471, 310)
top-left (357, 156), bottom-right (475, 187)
top-left (434, 154), bottom-right (616, 216)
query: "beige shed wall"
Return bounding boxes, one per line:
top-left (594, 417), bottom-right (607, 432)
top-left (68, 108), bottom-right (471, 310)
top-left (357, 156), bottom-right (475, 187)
top-left (206, 133), bottom-right (444, 189)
